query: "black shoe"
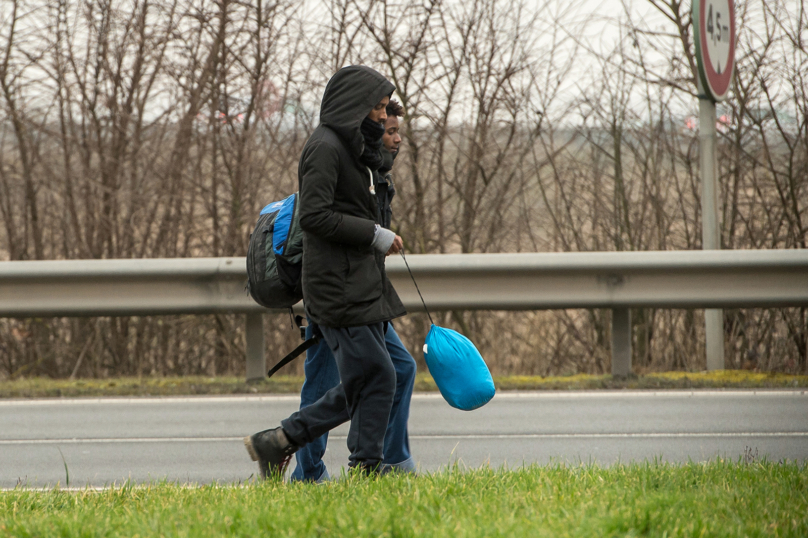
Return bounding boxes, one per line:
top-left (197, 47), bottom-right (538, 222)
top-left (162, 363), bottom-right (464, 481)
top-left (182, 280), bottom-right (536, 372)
top-left (244, 427), bottom-right (299, 480)
top-left (348, 460), bottom-right (383, 477)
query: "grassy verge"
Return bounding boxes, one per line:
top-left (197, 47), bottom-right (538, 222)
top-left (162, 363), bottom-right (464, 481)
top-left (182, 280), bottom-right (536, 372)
top-left (494, 370), bottom-right (808, 391)
top-left (0, 370), bottom-right (806, 399)
top-left (3, 461), bottom-right (806, 537)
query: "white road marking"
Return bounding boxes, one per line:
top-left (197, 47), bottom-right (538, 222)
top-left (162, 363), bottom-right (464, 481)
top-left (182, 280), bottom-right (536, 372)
top-left (0, 390), bottom-right (804, 407)
top-left (2, 431), bottom-right (806, 445)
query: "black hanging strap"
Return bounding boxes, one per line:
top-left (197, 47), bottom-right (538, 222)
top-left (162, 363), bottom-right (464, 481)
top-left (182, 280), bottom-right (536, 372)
top-left (266, 317), bottom-right (322, 378)
top-left (400, 251), bottom-right (433, 325)
top-left (294, 314), bottom-right (306, 340)
top-left (266, 335), bottom-right (320, 378)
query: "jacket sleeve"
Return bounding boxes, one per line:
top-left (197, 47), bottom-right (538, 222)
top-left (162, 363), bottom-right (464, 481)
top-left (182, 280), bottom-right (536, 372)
top-left (298, 140), bottom-right (376, 246)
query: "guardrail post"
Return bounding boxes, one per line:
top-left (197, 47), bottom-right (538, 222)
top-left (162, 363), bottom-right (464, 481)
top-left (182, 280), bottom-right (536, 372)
top-left (245, 313), bottom-right (265, 382)
top-left (611, 308), bottom-right (632, 377)
top-left (705, 309), bottom-right (725, 370)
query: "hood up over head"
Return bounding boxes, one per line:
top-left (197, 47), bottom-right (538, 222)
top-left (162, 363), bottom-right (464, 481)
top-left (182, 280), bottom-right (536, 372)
top-left (319, 66), bottom-right (395, 159)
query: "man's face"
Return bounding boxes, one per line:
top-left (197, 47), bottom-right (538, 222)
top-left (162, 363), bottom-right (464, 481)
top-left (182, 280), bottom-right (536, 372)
top-left (367, 96), bottom-right (389, 124)
top-left (383, 116), bottom-right (401, 154)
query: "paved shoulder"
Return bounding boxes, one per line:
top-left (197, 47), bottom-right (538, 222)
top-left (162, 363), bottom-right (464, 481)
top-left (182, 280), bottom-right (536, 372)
top-left (2, 390), bottom-right (805, 488)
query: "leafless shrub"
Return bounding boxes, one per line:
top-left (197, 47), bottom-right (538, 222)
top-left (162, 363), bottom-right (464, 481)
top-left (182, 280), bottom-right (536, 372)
top-left (0, 0), bottom-right (805, 379)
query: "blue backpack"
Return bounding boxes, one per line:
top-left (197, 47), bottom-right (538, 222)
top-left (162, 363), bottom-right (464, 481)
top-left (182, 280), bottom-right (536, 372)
top-left (246, 193), bottom-right (304, 309)
top-left (423, 325), bottom-right (496, 411)
top-left (247, 193), bottom-right (327, 378)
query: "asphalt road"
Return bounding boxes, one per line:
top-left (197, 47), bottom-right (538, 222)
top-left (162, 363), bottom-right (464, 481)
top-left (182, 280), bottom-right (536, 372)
top-left (2, 390), bottom-right (806, 488)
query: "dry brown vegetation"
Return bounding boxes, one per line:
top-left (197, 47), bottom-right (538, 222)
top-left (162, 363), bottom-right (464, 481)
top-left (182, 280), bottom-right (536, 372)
top-left (0, 0), bottom-right (805, 379)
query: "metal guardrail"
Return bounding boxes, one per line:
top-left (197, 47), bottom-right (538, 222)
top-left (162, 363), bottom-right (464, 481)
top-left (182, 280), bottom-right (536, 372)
top-left (1, 250), bottom-right (807, 380)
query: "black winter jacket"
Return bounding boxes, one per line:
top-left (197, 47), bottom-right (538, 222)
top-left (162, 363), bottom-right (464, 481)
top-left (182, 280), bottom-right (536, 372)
top-left (375, 149), bottom-right (396, 229)
top-left (298, 66), bottom-right (406, 328)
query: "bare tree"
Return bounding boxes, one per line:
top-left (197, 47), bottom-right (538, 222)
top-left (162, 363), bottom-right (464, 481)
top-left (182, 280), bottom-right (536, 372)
top-left (0, 0), bottom-right (805, 379)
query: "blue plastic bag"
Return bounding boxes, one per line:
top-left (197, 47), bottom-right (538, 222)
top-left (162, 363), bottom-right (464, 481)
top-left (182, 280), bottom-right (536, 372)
top-left (423, 325), bottom-right (496, 411)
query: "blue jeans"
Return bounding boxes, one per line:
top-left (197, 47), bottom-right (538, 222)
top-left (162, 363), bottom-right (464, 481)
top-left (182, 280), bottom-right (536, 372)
top-left (290, 322), bottom-right (416, 482)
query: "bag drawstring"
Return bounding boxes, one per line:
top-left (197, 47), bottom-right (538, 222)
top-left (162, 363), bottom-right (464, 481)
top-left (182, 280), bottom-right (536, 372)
top-left (400, 251), bottom-right (434, 326)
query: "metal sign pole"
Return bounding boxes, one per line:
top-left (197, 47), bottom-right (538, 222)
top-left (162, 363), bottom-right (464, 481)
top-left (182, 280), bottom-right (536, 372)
top-left (698, 78), bottom-right (724, 371)
top-left (694, 0), bottom-right (734, 371)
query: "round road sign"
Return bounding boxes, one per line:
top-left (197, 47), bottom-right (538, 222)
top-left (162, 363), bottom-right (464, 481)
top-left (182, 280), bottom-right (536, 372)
top-left (693, 0), bottom-right (735, 101)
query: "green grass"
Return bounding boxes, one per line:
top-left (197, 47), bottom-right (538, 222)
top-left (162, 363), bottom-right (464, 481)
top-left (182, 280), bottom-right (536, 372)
top-left (0, 375), bottom-right (308, 399)
top-left (2, 461), bottom-right (806, 537)
top-left (0, 371), bottom-right (806, 399)
top-left (494, 370), bottom-right (808, 391)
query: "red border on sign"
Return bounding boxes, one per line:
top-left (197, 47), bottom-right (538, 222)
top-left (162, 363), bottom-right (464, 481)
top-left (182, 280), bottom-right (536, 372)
top-left (699, 0), bottom-right (735, 99)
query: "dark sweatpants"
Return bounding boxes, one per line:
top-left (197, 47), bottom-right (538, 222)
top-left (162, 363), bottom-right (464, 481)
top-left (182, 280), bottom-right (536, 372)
top-left (281, 322), bottom-right (396, 469)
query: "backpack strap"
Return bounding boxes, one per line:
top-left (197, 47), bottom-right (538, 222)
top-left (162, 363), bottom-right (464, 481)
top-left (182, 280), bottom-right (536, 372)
top-left (266, 335), bottom-right (321, 379)
top-left (293, 314), bottom-right (306, 340)
top-left (267, 315), bottom-right (324, 379)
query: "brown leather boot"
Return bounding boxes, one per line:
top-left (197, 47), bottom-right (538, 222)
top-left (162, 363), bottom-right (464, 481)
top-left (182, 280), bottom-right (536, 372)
top-left (244, 427), bottom-right (299, 480)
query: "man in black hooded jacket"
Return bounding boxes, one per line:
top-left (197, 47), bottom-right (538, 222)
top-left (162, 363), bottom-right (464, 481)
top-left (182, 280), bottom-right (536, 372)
top-left (244, 66), bottom-right (407, 477)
